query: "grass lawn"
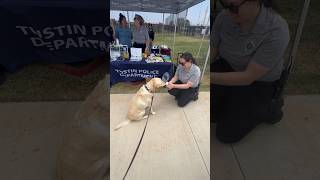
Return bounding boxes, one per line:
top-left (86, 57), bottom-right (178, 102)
top-left (0, 63), bottom-right (107, 102)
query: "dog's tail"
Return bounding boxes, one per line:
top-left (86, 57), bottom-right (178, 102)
top-left (114, 120), bottom-right (131, 131)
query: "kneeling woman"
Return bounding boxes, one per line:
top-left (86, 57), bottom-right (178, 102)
top-left (167, 53), bottom-right (201, 107)
top-left (211, 0), bottom-right (290, 143)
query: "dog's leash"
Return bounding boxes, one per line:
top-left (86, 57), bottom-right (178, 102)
top-left (122, 95), bottom-right (154, 180)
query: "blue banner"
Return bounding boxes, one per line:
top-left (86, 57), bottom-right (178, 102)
top-left (110, 60), bottom-right (174, 85)
top-left (0, 1), bottom-right (109, 72)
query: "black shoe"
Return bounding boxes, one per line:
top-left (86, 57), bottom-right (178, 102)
top-left (265, 98), bottom-right (284, 124)
top-left (193, 85), bottom-right (200, 101)
top-left (265, 110), bottom-right (283, 124)
top-left (193, 93), bottom-right (199, 101)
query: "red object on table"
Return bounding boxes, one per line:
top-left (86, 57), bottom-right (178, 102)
top-left (160, 48), bottom-right (171, 56)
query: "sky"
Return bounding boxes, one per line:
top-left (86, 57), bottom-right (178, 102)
top-left (110, 0), bottom-right (210, 26)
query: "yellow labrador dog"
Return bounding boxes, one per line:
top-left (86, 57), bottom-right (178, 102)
top-left (114, 78), bottom-right (166, 130)
top-left (57, 75), bottom-right (109, 180)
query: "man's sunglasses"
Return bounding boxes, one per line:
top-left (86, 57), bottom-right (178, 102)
top-left (219, 0), bottom-right (248, 14)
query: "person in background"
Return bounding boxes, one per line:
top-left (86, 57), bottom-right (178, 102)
top-left (148, 23), bottom-right (155, 48)
top-left (167, 52), bottom-right (201, 107)
top-left (114, 13), bottom-right (132, 48)
top-left (109, 19), bottom-right (116, 44)
top-left (132, 14), bottom-right (150, 53)
top-left (211, 0), bottom-right (290, 143)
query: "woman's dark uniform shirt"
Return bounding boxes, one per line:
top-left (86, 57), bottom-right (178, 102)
top-left (213, 5), bottom-right (290, 82)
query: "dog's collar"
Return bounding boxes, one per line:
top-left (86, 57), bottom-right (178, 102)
top-left (144, 85), bottom-right (152, 93)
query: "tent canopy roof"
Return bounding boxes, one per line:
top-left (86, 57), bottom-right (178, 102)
top-left (111, 0), bottom-right (205, 14)
top-left (0, 0), bottom-right (106, 9)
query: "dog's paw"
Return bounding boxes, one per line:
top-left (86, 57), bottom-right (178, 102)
top-left (151, 112), bottom-right (156, 115)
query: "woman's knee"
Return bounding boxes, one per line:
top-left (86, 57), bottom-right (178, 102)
top-left (177, 96), bottom-right (188, 106)
top-left (177, 98), bottom-right (191, 107)
top-left (216, 129), bottom-right (244, 144)
top-left (168, 89), bottom-right (174, 95)
top-left (168, 89), bottom-right (178, 96)
top-left (177, 101), bottom-right (186, 107)
top-left (215, 119), bottom-right (255, 144)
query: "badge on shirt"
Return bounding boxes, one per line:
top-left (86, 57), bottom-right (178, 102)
top-left (245, 40), bottom-right (256, 54)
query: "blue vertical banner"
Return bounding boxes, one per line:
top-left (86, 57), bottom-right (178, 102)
top-left (0, 0), bottom-right (109, 72)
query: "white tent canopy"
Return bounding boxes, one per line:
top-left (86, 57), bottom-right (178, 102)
top-left (111, 0), bottom-right (204, 14)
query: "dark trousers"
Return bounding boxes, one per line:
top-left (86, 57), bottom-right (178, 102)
top-left (211, 58), bottom-right (284, 143)
top-left (168, 81), bottom-right (198, 107)
top-left (133, 42), bottom-right (146, 53)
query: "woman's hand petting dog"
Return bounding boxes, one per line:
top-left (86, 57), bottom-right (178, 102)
top-left (166, 82), bottom-right (174, 90)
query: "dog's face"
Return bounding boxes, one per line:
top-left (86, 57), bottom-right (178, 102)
top-left (152, 78), bottom-right (166, 88)
top-left (146, 78), bottom-right (166, 92)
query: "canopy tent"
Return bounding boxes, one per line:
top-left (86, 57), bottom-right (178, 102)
top-left (111, 0), bottom-right (210, 82)
top-left (0, 0), bottom-right (108, 72)
top-left (111, 0), bottom-right (204, 14)
top-left (0, 0), bottom-right (106, 9)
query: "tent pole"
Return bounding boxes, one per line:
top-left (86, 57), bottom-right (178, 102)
top-left (196, 30), bottom-right (206, 58)
top-left (201, 45), bottom-right (210, 82)
top-left (200, 25), bottom-right (213, 82)
top-left (127, 11), bottom-right (130, 28)
top-left (183, 9), bottom-right (188, 35)
top-left (202, 6), bottom-right (208, 26)
top-left (288, 0), bottom-right (310, 73)
top-left (172, 14), bottom-right (177, 56)
top-left (196, 11), bottom-right (201, 26)
top-left (196, 16), bottom-right (210, 58)
top-left (162, 13), bottom-right (165, 38)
